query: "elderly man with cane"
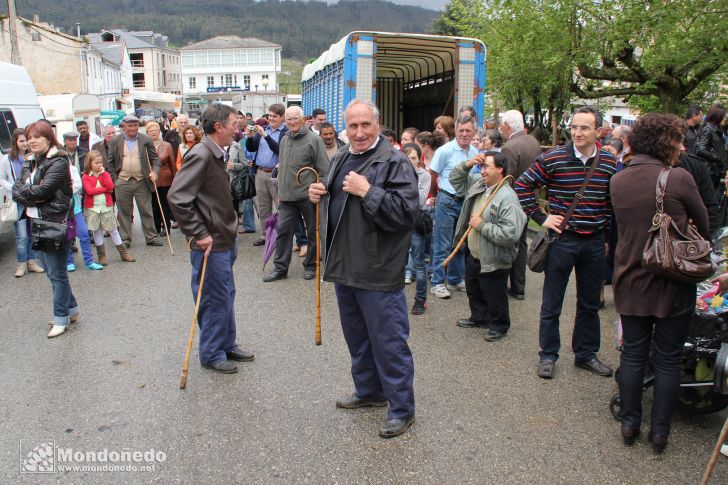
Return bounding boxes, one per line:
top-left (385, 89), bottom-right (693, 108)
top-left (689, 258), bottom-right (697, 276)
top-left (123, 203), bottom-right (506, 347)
top-left (308, 99), bottom-right (420, 438)
top-left (168, 104), bottom-right (254, 375)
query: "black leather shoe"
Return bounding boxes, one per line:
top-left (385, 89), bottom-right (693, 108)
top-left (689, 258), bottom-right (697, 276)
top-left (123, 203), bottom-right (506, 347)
top-left (335, 394), bottom-right (388, 409)
top-left (303, 270), bottom-right (316, 280)
top-left (252, 239), bottom-right (265, 246)
top-left (263, 271), bottom-right (287, 282)
top-left (537, 360), bottom-right (555, 379)
top-left (507, 289), bottom-right (525, 300)
top-left (621, 424), bottom-right (641, 446)
top-left (575, 357), bottom-right (613, 377)
top-left (457, 318), bottom-right (486, 328)
top-left (648, 431), bottom-right (668, 454)
top-left (202, 360), bottom-right (238, 373)
top-left (226, 349), bottom-right (254, 362)
top-left (146, 239), bottom-right (163, 247)
top-left (379, 415), bottom-right (415, 438)
top-left (484, 329), bottom-right (506, 342)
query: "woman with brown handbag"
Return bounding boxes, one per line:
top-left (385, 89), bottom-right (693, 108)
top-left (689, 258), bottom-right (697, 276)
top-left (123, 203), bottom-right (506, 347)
top-left (610, 113), bottom-right (709, 454)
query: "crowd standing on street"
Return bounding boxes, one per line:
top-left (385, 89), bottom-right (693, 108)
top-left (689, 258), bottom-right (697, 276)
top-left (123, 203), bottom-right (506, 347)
top-left (4, 95), bottom-right (728, 446)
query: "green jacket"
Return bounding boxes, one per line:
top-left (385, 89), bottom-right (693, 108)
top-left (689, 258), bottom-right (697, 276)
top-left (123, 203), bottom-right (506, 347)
top-left (278, 127), bottom-right (330, 201)
top-left (450, 160), bottom-right (527, 273)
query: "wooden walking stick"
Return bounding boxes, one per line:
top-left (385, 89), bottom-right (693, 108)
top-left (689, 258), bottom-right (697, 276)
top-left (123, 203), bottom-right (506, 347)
top-left (153, 180), bottom-right (175, 256)
top-left (296, 166), bottom-right (322, 345)
top-left (179, 255), bottom-right (208, 389)
top-left (441, 175), bottom-right (514, 268)
top-left (701, 415), bottom-right (728, 484)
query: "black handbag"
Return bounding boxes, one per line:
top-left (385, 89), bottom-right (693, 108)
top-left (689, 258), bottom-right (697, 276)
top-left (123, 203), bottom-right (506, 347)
top-left (31, 218), bottom-right (68, 252)
top-left (230, 171), bottom-right (256, 200)
top-left (527, 152), bottom-right (601, 272)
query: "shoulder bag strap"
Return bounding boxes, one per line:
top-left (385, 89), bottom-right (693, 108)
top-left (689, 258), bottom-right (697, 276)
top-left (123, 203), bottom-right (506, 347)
top-left (653, 168), bottom-right (669, 219)
top-left (558, 150), bottom-right (601, 232)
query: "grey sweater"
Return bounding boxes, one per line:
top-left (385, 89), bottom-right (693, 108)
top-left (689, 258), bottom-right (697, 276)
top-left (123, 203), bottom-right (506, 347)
top-left (277, 127), bottom-right (330, 201)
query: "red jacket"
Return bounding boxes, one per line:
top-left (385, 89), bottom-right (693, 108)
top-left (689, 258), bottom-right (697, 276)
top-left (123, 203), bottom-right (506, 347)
top-left (82, 171), bottom-right (114, 209)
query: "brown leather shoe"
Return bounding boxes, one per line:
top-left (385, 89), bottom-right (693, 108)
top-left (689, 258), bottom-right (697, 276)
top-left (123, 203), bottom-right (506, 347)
top-left (537, 360), bottom-right (555, 379)
top-left (379, 415), bottom-right (415, 438)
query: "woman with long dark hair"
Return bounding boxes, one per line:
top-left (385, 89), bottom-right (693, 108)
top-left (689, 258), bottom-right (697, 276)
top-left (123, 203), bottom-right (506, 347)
top-left (610, 113), bottom-right (709, 454)
top-left (1, 128), bottom-right (45, 277)
top-left (13, 121), bottom-right (79, 338)
top-left (695, 105), bottom-right (726, 189)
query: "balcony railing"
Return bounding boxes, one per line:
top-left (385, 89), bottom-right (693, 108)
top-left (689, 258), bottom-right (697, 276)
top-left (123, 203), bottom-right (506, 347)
top-left (131, 60), bottom-right (144, 68)
top-left (133, 80), bottom-right (146, 88)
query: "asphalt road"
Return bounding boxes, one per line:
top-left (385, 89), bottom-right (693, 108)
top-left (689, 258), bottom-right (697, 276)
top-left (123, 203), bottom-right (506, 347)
top-left (0, 217), bottom-right (727, 484)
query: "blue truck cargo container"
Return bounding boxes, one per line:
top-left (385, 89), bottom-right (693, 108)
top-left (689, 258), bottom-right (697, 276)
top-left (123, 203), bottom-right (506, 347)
top-left (302, 32), bottom-right (486, 134)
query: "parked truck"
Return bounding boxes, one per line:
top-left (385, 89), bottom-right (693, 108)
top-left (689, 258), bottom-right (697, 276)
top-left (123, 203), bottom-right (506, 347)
top-left (302, 32), bottom-right (486, 134)
top-left (0, 62), bottom-right (44, 155)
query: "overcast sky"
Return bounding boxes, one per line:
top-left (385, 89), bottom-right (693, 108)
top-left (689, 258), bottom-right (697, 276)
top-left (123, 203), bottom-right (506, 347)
top-left (388, 0), bottom-right (448, 10)
top-left (327, 0), bottom-right (448, 11)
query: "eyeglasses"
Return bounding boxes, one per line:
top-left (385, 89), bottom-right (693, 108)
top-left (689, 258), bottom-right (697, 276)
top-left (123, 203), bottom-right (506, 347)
top-left (570, 125), bottom-right (595, 132)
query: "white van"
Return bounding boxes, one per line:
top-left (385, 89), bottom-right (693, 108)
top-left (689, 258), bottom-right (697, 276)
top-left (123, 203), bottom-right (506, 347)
top-left (0, 62), bottom-right (44, 155)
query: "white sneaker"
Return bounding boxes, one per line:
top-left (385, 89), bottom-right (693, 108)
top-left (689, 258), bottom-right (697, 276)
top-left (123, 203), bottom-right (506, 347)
top-left (431, 284), bottom-right (451, 299)
top-left (446, 281), bottom-right (467, 292)
top-left (48, 325), bottom-right (66, 338)
top-left (404, 275), bottom-right (413, 284)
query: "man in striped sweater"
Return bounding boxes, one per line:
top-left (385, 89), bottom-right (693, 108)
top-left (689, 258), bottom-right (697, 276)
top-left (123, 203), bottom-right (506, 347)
top-left (515, 106), bottom-right (617, 380)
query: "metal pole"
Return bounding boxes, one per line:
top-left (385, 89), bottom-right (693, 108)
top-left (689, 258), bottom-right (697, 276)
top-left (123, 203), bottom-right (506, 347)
top-left (7, 0), bottom-right (22, 65)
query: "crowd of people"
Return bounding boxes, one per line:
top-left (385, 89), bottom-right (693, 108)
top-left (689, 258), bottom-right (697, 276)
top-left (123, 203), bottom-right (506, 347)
top-left (2, 99), bottom-right (727, 444)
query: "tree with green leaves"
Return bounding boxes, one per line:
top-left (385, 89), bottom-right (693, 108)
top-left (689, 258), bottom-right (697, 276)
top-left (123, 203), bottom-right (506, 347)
top-left (435, 0), bottom-right (728, 117)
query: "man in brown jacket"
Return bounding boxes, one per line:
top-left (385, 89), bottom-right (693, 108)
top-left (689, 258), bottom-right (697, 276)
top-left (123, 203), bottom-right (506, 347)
top-left (107, 115), bottom-right (162, 248)
top-left (168, 104), bottom-right (254, 374)
top-left (500, 109), bottom-right (542, 300)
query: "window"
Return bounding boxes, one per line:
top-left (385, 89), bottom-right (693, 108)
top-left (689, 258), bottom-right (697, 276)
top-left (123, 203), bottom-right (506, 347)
top-left (189, 77), bottom-right (196, 90)
top-left (243, 75), bottom-right (250, 89)
top-left (208, 50), bottom-right (221, 68)
top-left (0, 110), bottom-right (19, 153)
top-left (225, 74), bottom-right (233, 87)
top-left (130, 53), bottom-right (144, 68)
top-left (207, 76), bottom-right (214, 87)
top-left (133, 73), bottom-right (145, 88)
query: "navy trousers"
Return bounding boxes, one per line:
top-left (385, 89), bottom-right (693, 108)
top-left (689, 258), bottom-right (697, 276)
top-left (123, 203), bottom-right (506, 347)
top-left (539, 232), bottom-right (605, 362)
top-left (335, 284), bottom-right (415, 420)
top-left (190, 245), bottom-right (239, 365)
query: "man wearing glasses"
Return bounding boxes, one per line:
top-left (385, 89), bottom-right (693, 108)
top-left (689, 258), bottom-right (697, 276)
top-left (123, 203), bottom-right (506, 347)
top-left (262, 106), bottom-right (330, 282)
top-left (515, 106), bottom-right (618, 380)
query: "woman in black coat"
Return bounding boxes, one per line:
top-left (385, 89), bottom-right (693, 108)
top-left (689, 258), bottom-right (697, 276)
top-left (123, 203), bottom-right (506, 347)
top-left (13, 121), bottom-right (79, 339)
top-left (695, 105), bottom-right (727, 189)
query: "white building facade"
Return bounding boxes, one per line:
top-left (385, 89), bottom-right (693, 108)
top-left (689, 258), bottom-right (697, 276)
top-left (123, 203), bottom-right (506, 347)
top-left (181, 36), bottom-right (281, 116)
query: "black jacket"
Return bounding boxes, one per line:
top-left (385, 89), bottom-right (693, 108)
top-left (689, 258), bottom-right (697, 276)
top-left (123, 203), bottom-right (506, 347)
top-left (320, 137), bottom-right (420, 292)
top-left (678, 152), bottom-right (720, 238)
top-left (695, 123), bottom-right (726, 166)
top-left (12, 146), bottom-right (72, 223)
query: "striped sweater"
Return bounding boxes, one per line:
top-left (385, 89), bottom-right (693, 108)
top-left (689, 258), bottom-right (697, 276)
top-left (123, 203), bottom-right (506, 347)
top-left (514, 143), bottom-right (617, 234)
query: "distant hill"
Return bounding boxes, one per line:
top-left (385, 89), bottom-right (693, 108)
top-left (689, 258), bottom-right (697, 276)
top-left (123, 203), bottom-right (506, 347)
top-left (8, 0), bottom-right (440, 59)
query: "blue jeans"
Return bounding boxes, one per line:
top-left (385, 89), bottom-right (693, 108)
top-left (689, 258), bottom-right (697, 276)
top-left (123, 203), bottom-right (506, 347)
top-left (410, 230), bottom-right (428, 301)
top-left (15, 217), bottom-right (36, 262)
top-left (539, 233), bottom-right (605, 362)
top-left (242, 199), bottom-right (256, 232)
top-left (431, 192), bottom-right (464, 286)
top-left (38, 248), bottom-right (79, 326)
top-left (335, 284), bottom-right (415, 420)
top-left (67, 213), bottom-right (95, 266)
top-left (618, 312), bottom-right (691, 437)
top-left (294, 215), bottom-right (308, 247)
top-left (191, 246), bottom-right (239, 365)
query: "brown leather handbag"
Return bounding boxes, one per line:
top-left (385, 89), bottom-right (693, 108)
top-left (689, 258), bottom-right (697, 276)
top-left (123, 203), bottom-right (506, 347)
top-left (641, 168), bottom-right (716, 284)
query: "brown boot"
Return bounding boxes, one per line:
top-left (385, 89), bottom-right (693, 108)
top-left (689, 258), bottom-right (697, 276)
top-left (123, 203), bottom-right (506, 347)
top-left (95, 244), bottom-right (108, 266)
top-left (116, 244), bottom-right (136, 262)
